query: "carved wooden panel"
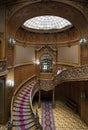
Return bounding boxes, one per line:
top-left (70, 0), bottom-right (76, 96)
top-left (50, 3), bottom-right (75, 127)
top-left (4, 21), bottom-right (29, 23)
top-left (40, 73), bottom-right (53, 79)
top-left (0, 79), bottom-right (4, 124)
top-left (0, 32), bottom-right (5, 59)
top-left (15, 27), bottom-right (80, 46)
top-left (36, 45), bottom-right (57, 76)
top-left (40, 79), bottom-right (54, 91)
top-left (80, 47), bottom-right (88, 65)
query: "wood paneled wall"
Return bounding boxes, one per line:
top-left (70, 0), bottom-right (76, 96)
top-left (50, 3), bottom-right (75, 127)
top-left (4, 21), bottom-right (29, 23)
top-left (55, 81), bottom-right (88, 125)
top-left (57, 45), bottom-right (79, 64)
top-left (0, 77), bottom-right (5, 124)
top-left (80, 46), bottom-right (88, 65)
top-left (14, 64), bottom-right (35, 91)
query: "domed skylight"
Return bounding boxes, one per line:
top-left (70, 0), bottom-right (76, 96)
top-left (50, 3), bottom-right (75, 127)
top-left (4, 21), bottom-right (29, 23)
top-left (23, 15), bottom-right (72, 30)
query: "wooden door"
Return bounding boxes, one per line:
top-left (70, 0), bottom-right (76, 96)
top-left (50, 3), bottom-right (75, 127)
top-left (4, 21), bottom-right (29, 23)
top-left (0, 79), bottom-right (5, 123)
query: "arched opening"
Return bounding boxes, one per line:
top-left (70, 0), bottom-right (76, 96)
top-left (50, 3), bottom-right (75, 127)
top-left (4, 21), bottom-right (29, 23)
top-left (40, 53), bottom-right (52, 73)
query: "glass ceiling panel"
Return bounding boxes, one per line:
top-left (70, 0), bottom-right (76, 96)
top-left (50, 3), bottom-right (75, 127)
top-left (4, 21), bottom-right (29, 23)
top-left (23, 15), bottom-right (72, 30)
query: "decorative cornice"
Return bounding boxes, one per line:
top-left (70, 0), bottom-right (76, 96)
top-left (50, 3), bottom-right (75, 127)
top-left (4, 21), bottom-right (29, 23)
top-left (36, 44), bottom-right (57, 52)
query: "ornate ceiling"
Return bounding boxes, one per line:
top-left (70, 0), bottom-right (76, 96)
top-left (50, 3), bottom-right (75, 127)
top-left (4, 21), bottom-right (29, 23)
top-left (23, 15), bottom-right (72, 31)
top-left (4, 0), bottom-right (88, 46)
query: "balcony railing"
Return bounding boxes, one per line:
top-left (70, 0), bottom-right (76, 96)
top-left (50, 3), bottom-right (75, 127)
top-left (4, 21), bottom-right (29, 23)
top-left (53, 64), bottom-right (88, 86)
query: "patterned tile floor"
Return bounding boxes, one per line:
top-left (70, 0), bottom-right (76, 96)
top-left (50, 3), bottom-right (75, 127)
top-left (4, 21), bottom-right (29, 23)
top-left (34, 100), bottom-right (88, 130)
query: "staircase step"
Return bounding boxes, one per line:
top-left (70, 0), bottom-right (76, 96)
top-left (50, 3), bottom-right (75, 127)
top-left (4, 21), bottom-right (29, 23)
top-left (14, 100), bottom-right (30, 105)
top-left (18, 94), bottom-right (29, 99)
top-left (20, 91), bottom-right (31, 96)
top-left (13, 116), bottom-right (33, 121)
top-left (12, 123), bottom-right (37, 130)
top-left (13, 109), bottom-right (31, 113)
top-left (13, 119), bottom-right (34, 126)
top-left (13, 102), bottom-right (30, 108)
top-left (13, 104), bottom-right (31, 109)
top-left (16, 96), bottom-right (29, 102)
top-left (13, 111), bottom-right (32, 116)
top-left (13, 113), bottom-right (33, 118)
top-left (13, 107), bottom-right (31, 112)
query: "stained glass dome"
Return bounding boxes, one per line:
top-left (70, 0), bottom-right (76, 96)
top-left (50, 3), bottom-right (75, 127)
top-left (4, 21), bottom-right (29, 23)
top-left (23, 15), bottom-right (72, 30)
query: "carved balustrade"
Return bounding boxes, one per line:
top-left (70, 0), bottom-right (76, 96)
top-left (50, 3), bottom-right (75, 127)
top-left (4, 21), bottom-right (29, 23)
top-left (53, 64), bottom-right (88, 86)
top-left (39, 79), bottom-right (54, 91)
top-left (0, 59), bottom-right (7, 72)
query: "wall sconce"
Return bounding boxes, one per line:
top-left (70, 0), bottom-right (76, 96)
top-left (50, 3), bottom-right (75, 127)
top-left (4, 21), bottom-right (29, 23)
top-left (8, 38), bottom-right (16, 47)
top-left (53, 61), bottom-right (56, 64)
top-left (34, 60), bottom-right (40, 65)
top-left (79, 38), bottom-right (87, 47)
top-left (7, 80), bottom-right (14, 87)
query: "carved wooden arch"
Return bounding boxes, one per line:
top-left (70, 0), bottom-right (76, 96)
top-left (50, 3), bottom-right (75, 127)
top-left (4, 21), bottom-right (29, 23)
top-left (36, 45), bottom-right (57, 63)
top-left (7, 0), bottom-right (88, 38)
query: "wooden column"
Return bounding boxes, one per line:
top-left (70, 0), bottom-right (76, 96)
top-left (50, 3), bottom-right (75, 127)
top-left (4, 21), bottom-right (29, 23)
top-left (52, 89), bottom-right (55, 108)
top-left (38, 90), bottom-right (41, 108)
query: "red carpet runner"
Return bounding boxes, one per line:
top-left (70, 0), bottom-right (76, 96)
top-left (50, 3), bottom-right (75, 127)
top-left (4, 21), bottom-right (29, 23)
top-left (42, 101), bottom-right (55, 130)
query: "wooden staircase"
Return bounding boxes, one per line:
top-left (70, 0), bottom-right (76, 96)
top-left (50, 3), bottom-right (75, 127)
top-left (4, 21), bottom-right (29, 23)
top-left (10, 77), bottom-right (42, 130)
top-left (9, 65), bottom-right (88, 130)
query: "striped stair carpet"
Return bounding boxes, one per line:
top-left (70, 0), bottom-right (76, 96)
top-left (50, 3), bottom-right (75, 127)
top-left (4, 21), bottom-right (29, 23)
top-left (42, 101), bottom-right (55, 130)
top-left (12, 82), bottom-right (37, 130)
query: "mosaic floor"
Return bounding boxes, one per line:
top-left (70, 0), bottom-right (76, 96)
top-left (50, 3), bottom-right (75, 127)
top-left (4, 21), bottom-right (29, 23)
top-left (34, 100), bottom-right (88, 130)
